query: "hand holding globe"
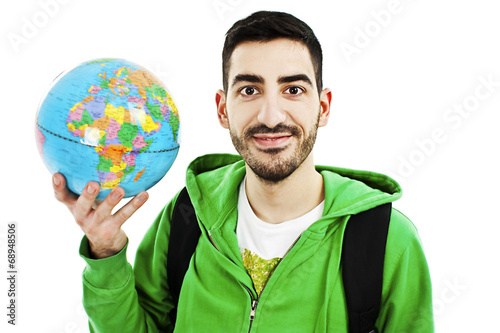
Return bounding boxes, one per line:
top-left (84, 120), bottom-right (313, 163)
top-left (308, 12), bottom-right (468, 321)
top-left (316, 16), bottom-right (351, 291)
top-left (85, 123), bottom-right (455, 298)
top-left (52, 173), bottom-right (148, 259)
top-left (36, 58), bottom-right (180, 258)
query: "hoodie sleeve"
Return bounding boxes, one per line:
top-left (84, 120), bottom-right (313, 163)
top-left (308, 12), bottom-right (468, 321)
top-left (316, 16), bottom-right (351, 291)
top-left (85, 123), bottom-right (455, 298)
top-left (79, 194), bottom-right (178, 333)
top-left (375, 208), bottom-right (434, 333)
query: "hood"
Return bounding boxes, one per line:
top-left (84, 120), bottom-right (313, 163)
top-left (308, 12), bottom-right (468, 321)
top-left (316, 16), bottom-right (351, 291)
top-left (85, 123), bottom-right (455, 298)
top-left (318, 164), bottom-right (401, 218)
top-left (185, 154), bottom-right (402, 230)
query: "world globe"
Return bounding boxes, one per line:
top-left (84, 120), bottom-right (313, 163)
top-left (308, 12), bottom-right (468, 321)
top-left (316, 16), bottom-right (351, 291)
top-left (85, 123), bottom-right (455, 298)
top-left (35, 58), bottom-right (180, 200)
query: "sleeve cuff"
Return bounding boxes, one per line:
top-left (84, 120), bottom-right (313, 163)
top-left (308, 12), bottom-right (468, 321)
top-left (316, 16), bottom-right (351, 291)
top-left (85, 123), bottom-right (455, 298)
top-left (79, 236), bottom-right (132, 289)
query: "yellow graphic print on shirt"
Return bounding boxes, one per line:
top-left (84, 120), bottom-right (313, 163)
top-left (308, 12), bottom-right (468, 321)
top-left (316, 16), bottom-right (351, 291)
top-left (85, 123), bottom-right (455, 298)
top-left (241, 248), bottom-right (281, 295)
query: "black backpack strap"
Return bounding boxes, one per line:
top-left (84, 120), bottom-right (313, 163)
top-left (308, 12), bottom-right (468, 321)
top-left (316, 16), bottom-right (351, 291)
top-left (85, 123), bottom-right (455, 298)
top-left (167, 187), bottom-right (201, 325)
top-left (342, 203), bottom-right (392, 333)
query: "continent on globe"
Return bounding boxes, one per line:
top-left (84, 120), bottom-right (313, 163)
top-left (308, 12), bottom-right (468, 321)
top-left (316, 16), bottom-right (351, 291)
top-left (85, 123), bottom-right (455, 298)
top-left (36, 58), bottom-right (180, 200)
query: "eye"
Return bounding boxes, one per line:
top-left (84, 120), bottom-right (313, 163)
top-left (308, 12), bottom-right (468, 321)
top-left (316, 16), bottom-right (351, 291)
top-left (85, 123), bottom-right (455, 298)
top-left (239, 86), bottom-right (259, 96)
top-left (284, 86), bottom-right (305, 95)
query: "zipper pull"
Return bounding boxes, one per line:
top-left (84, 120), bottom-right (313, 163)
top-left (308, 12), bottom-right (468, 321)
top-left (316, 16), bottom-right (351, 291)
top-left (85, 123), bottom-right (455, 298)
top-left (250, 299), bottom-right (258, 321)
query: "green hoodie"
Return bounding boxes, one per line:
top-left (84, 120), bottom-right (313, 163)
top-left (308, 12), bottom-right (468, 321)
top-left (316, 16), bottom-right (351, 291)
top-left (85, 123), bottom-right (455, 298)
top-left (80, 154), bottom-right (434, 332)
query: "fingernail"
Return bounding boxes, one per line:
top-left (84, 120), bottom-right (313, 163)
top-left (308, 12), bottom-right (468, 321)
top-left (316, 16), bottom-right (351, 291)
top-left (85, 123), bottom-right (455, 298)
top-left (137, 192), bottom-right (148, 203)
top-left (87, 185), bottom-right (96, 194)
top-left (53, 175), bottom-right (60, 186)
top-left (112, 189), bottom-right (122, 200)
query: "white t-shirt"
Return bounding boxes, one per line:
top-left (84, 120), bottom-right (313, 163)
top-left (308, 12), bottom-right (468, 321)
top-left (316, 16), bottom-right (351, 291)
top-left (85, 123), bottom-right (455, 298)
top-left (236, 178), bottom-right (324, 294)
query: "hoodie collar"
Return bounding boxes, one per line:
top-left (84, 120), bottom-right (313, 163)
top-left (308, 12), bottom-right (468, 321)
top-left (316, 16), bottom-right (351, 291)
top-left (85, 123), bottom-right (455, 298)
top-left (185, 154), bottom-right (402, 230)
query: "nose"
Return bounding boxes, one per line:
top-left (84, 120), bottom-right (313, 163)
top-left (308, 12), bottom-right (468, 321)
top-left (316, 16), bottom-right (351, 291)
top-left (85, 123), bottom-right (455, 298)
top-left (257, 93), bottom-right (286, 128)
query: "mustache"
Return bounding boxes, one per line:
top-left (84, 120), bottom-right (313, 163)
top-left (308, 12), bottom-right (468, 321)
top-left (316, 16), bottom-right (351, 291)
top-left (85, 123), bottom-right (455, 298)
top-left (244, 124), bottom-right (301, 139)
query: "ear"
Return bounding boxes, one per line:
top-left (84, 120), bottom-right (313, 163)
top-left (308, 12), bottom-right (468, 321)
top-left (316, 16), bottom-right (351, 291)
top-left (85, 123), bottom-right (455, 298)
top-left (318, 88), bottom-right (332, 127)
top-left (216, 89), bottom-right (229, 129)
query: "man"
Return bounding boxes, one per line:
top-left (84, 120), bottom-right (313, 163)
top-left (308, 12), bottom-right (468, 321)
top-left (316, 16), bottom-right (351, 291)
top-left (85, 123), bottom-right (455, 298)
top-left (53, 11), bottom-right (433, 332)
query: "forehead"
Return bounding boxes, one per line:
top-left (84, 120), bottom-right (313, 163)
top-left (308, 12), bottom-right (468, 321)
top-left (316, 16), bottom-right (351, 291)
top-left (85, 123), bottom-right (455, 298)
top-left (228, 39), bottom-right (315, 84)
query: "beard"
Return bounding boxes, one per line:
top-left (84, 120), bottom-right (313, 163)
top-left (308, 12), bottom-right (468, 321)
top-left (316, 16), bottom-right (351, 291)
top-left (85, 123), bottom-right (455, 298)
top-left (229, 112), bottom-right (320, 184)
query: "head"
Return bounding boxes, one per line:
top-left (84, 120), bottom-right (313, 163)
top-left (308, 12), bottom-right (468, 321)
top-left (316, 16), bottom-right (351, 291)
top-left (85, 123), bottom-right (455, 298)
top-left (222, 11), bottom-right (323, 96)
top-left (217, 11), bottom-right (331, 184)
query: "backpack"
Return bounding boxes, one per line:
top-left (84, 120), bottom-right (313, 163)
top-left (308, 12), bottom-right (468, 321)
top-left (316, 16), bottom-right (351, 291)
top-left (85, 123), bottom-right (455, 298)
top-left (167, 187), bottom-right (391, 333)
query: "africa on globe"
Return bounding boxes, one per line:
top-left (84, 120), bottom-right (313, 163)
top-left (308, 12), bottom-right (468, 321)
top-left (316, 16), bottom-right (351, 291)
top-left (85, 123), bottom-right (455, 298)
top-left (35, 58), bottom-right (180, 200)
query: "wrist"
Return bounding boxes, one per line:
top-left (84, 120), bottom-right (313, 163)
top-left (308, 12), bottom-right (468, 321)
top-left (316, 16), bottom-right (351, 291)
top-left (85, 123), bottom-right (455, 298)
top-left (86, 230), bottom-right (128, 259)
top-left (88, 236), bottom-right (127, 259)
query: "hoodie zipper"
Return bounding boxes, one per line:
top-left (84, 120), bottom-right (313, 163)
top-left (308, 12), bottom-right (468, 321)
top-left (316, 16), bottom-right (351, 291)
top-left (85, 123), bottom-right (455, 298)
top-left (210, 232), bottom-right (257, 332)
top-left (249, 297), bottom-right (259, 332)
top-left (244, 235), bottom-right (302, 332)
top-left (243, 265), bottom-right (278, 332)
top-left (243, 283), bottom-right (261, 333)
top-left (209, 227), bottom-right (304, 332)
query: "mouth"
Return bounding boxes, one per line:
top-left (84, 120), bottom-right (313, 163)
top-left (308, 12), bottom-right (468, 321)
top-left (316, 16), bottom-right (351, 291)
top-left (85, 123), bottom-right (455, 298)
top-left (252, 134), bottom-right (292, 148)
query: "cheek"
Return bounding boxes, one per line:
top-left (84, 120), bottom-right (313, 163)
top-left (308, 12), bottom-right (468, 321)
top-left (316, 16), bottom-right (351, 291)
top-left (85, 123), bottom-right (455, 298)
top-left (226, 102), bottom-right (259, 131)
top-left (286, 102), bottom-right (320, 129)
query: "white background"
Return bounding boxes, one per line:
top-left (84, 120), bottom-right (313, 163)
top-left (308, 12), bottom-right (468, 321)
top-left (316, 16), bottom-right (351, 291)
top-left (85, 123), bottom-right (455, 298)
top-left (1, 0), bottom-right (499, 331)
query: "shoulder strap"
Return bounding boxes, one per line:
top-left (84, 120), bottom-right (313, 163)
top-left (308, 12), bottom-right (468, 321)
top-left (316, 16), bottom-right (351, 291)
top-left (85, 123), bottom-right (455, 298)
top-left (167, 187), bottom-right (201, 325)
top-left (341, 203), bottom-right (392, 333)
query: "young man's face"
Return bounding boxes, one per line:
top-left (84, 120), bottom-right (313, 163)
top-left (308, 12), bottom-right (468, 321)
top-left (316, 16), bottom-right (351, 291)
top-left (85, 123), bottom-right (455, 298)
top-left (216, 38), bottom-right (331, 183)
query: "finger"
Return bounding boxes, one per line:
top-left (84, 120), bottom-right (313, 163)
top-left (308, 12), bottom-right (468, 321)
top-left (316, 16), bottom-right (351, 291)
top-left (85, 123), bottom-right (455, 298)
top-left (52, 173), bottom-right (78, 205)
top-left (111, 191), bottom-right (149, 228)
top-left (93, 187), bottom-right (125, 223)
top-left (73, 181), bottom-right (101, 224)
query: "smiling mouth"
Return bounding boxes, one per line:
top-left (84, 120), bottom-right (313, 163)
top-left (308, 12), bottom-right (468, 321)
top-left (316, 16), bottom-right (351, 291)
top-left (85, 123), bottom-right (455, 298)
top-left (244, 124), bottom-right (300, 150)
top-left (254, 134), bottom-right (291, 140)
top-left (252, 134), bottom-right (292, 148)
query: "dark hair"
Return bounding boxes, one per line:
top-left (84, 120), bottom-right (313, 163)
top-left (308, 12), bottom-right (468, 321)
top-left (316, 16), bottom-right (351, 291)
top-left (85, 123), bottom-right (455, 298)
top-left (222, 11), bottom-right (323, 95)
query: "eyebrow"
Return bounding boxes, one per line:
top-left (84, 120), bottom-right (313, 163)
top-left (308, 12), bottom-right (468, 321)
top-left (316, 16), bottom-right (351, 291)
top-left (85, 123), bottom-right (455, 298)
top-left (277, 74), bottom-right (313, 86)
top-left (231, 74), bottom-right (264, 88)
top-left (231, 73), bottom-right (313, 90)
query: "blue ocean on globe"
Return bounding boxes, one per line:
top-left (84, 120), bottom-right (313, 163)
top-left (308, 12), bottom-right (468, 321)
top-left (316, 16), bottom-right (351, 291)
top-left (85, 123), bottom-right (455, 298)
top-left (35, 58), bottom-right (180, 200)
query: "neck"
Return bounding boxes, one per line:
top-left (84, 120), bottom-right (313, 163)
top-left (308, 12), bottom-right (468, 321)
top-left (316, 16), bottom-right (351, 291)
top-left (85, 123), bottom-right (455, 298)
top-left (244, 154), bottom-right (324, 224)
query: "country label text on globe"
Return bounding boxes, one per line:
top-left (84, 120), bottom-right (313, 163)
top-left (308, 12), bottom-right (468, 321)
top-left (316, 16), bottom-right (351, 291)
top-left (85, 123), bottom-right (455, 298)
top-left (35, 58), bottom-right (180, 200)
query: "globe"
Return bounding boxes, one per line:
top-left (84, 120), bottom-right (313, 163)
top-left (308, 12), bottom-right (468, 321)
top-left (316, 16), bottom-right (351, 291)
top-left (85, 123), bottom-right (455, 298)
top-left (35, 58), bottom-right (180, 200)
